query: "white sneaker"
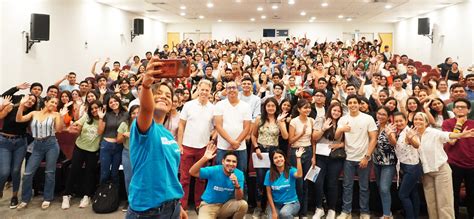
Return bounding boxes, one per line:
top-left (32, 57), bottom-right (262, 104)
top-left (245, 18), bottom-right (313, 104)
top-left (78, 195), bottom-right (90, 208)
top-left (312, 208), bottom-right (325, 219)
top-left (16, 202), bottom-right (28, 210)
top-left (41, 201), bottom-right (51, 210)
top-left (336, 212), bottom-right (352, 219)
top-left (61, 195), bottom-right (71, 209)
top-left (360, 213), bottom-right (370, 219)
top-left (326, 210), bottom-right (336, 219)
top-left (252, 207), bottom-right (262, 218)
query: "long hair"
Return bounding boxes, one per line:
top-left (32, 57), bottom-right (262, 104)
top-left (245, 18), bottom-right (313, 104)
top-left (152, 82), bottom-right (175, 124)
top-left (128, 105), bottom-right (140, 126)
top-left (322, 103), bottom-right (343, 141)
top-left (406, 97), bottom-right (423, 113)
top-left (291, 99), bottom-right (310, 118)
top-left (429, 97), bottom-right (450, 120)
top-left (106, 95), bottom-right (126, 113)
top-left (259, 97), bottom-right (280, 129)
top-left (87, 100), bottom-right (103, 125)
top-left (58, 90), bottom-right (74, 117)
top-left (269, 149), bottom-right (291, 182)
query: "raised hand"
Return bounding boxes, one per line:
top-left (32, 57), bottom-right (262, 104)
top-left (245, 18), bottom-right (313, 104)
top-left (384, 123), bottom-right (397, 135)
top-left (203, 143), bottom-right (217, 160)
top-left (97, 107), bottom-right (106, 119)
top-left (114, 84), bottom-right (120, 93)
top-left (19, 95), bottom-right (29, 106)
top-left (406, 126), bottom-right (418, 139)
top-left (461, 127), bottom-right (474, 138)
top-left (295, 147), bottom-right (305, 158)
top-left (64, 101), bottom-right (74, 108)
top-left (277, 112), bottom-right (288, 122)
top-left (59, 107), bottom-right (69, 116)
top-left (341, 122), bottom-right (351, 132)
top-left (2, 95), bottom-right (12, 106)
top-left (16, 82), bottom-right (31, 90)
top-left (322, 118), bottom-right (333, 131)
top-left (99, 86), bottom-right (107, 95)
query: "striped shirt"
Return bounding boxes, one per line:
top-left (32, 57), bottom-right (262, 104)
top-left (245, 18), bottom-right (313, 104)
top-left (30, 116), bottom-right (56, 138)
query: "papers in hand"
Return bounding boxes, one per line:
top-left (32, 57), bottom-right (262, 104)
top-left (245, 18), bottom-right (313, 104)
top-left (252, 152), bottom-right (271, 168)
top-left (315, 143), bottom-right (331, 156)
top-left (304, 166), bottom-right (321, 182)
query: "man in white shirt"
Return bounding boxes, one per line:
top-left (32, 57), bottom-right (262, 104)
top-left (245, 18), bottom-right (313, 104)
top-left (238, 77), bottom-right (261, 122)
top-left (214, 81), bottom-right (252, 172)
top-left (177, 80), bottom-right (215, 211)
top-left (54, 72), bottom-right (79, 92)
top-left (335, 94), bottom-right (378, 219)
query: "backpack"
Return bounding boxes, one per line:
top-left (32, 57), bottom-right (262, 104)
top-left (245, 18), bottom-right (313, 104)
top-left (92, 183), bottom-right (120, 213)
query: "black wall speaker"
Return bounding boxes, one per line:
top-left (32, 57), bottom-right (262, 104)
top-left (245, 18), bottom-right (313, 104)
top-left (133, 19), bottom-right (144, 35)
top-left (418, 18), bottom-right (430, 35)
top-left (31, 13), bottom-right (50, 41)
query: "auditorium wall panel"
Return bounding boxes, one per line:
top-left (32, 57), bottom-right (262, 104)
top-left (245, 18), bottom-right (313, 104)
top-left (394, 1), bottom-right (473, 68)
top-left (0, 0), bottom-right (166, 93)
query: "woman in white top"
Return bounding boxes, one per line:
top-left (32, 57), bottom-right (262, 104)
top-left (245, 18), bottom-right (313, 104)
top-left (288, 99), bottom-right (315, 217)
top-left (427, 97), bottom-right (454, 129)
top-left (16, 96), bottom-right (68, 210)
top-left (386, 112), bottom-right (422, 219)
top-left (164, 94), bottom-right (180, 139)
top-left (412, 112), bottom-right (474, 219)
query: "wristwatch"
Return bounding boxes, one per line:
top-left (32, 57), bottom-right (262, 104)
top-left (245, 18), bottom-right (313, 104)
top-left (364, 154), bottom-right (370, 160)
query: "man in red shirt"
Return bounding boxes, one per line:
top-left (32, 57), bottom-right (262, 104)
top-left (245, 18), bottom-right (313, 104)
top-left (442, 98), bottom-right (474, 219)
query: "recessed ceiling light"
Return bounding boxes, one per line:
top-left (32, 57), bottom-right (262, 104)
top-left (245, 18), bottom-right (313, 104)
top-left (218, 19), bottom-right (222, 22)
top-left (207, 2), bottom-right (214, 8)
top-left (288, 0), bottom-right (295, 5)
top-left (180, 5), bottom-right (186, 10)
top-left (180, 12), bottom-right (186, 16)
top-left (272, 5), bottom-right (278, 9)
top-left (309, 19), bottom-right (314, 22)
top-left (385, 4), bottom-right (392, 9)
top-left (310, 16), bottom-right (316, 20)
top-left (321, 2), bottom-right (328, 7)
top-left (338, 15), bottom-right (344, 19)
top-left (300, 11), bottom-right (306, 16)
top-left (346, 18), bottom-right (352, 21)
top-left (199, 15), bottom-right (205, 19)
top-left (250, 18), bottom-right (255, 21)
top-left (257, 6), bottom-right (263, 11)
top-left (261, 15), bottom-right (267, 19)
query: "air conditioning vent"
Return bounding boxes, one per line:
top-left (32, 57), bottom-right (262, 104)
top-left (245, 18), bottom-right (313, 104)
top-left (151, 2), bottom-right (166, 5)
top-left (146, 9), bottom-right (159, 12)
top-left (272, 15), bottom-right (281, 19)
top-left (266, 0), bottom-right (282, 3)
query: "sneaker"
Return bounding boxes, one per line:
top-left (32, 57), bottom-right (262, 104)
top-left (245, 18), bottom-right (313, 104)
top-left (41, 201), bottom-right (51, 210)
top-left (61, 195), bottom-right (71, 209)
top-left (79, 196), bottom-right (90, 208)
top-left (16, 202), bottom-right (28, 210)
top-left (10, 197), bottom-right (19, 209)
top-left (336, 212), bottom-right (352, 219)
top-left (121, 201), bottom-right (129, 212)
top-left (312, 208), bottom-right (325, 219)
top-left (326, 210), bottom-right (336, 219)
top-left (252, 207), bottom-right (262, 218)
top-left (360, 213), bottom-right (370, 219)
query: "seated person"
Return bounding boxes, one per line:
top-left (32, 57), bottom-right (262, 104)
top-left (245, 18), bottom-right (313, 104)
top-left (189, 144), bottom-right (248, 219)
top-left (265, 148), bottom-right (304, 219)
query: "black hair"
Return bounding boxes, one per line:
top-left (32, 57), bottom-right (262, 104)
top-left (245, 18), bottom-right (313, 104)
top-left (323, 103), bottom-right (343, 140)
top-left (106, 95), bottom-right (126, 113)
top-left (113, 61), bottom-right (120, 65)
top-left (87, 100), bottom-right (103, 125)
top-left (30, 82), bottom-right (43, 91)
top-left (222, 151), bottom-right (238, 163)
top-left (269, 149), bottom-right (291, 182)
top-left (259, 97), bottom-right (280, 130)
top-left (345, 94), bottom-right (360, 105)
top-left (292, 99), bottom-right (310, 118)
top-left (127, 105), bottom-right (140, 126)
top-left (47, 85), bottom-right (59, 92)
top-left (453, 97), bottom-right (471, 109)
top-left (429, 97), bottom-right (450, 120)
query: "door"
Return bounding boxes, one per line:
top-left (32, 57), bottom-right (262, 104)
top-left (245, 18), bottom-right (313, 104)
top-left (378, 33), bottom-right (393, 53)
top-left (167, 32), bottom-right (180, 47)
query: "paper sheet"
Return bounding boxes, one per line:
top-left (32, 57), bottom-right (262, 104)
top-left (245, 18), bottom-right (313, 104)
top-left (315, 143), bottom-right (331, 156)
top-left (252, 152), bottom-right (271, 168)
top-left (304, 166), bottom-right (321, 182)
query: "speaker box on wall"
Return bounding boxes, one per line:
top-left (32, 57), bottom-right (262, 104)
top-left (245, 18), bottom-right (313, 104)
top-left (133, 19), bottom-right (144, 35)
top-left (418, 18), bottom-right (430, 35)
top-left (31, 13), bottom-right (50, 41)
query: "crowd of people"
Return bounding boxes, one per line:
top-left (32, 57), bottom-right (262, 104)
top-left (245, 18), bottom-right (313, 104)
top-left (1, 35), bottom-right (474, 219)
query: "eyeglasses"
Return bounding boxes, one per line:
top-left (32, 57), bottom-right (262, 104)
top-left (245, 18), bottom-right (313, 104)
top-left (226, 86), bottom-right (238, 90)
top-left (454, 106), bottom-right (468, 109)
top-left (314, 94), bottom-right (325, 97)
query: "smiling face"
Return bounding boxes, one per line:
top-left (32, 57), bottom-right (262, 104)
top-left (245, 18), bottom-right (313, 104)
top-left (430, 99), bottom-right (444, 112)
top-left (272, 152), bottom-right (286, 168)
top-left (393, 114), bottom-right (407, 130)
top-left (222, 154), bottom-right (238, 174)
top-left (45, 98), bottom-right (59, 112)
top-left (153, 84), bottom-right (173, 114)
top-left (61, 93), bottom-right (70, 104)
top-left (298, 103), bottom-right (311, 116)
top-left (86, 92), bottom-right (96, 103)
top-left (108, 98), bottom-right (120, 111)
top-left (413, 113), bottom-right (429, 129)
top-left (265, 101), bottom-right (277, 116)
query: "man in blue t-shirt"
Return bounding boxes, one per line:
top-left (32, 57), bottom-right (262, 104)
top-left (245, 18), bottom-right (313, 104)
top-left (189, 144), bottom-right (248, 219)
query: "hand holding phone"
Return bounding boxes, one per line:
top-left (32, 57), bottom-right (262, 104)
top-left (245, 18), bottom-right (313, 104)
top-left (153, 59), bottom-right (191, 78)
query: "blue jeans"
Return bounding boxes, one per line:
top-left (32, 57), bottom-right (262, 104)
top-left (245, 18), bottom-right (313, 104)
top-left (100, 140), bottom-right (123, 184)
top-left (266, 202), bottom-right (300, 219)
top-left (122, 148), bottom-right (132, 194)
top-left (21, 136), bottom-right (59, 202)
top-left (255, 145), bottom-right (277, 208)
top-left (289, 146), bottom-right (313, 216)
top-left (126, 201), bottom-right (181, 219)
top-left (314, 155), bottom-right (344, 210)
top-left (341, 160), bottom-right (371, 214)
top-left (399, 163), bottom-right (422, 219)
top-left (215, 149), bottom-right (247, 173)
top-left (0, 135), bottom-right (27, 193)
top-left (373, 164), bottom-right (396, 216)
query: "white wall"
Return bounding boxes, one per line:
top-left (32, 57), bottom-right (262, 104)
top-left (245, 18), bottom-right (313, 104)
top-left (1, 0), bottom-right (166, 93)
top-left (166, 22), bottom-right (394, 45)
top-left (394, 1), bottom-right (474, 68)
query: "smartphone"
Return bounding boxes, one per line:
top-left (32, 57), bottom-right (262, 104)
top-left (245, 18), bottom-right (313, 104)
top-left (153, 59), bottom-right (191, 78)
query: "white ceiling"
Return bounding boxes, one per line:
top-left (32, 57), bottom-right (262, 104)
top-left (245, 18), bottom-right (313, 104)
top-left (96, 0), bottom-right (465, 23)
